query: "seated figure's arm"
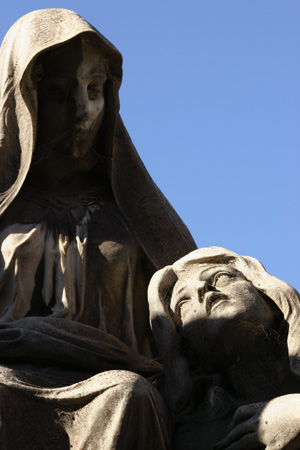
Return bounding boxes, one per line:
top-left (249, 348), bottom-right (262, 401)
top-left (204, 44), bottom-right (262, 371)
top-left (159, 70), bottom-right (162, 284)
top-left (215, 394), bottom-right (300, 450)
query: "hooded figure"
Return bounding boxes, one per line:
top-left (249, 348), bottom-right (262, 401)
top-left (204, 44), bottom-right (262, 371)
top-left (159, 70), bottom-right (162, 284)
top-left (0, 8), bottom-right (196, 449)
top-left (148, 247), bottom-right (300, 449)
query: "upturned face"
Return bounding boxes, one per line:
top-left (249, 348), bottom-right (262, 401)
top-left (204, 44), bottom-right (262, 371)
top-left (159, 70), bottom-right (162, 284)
top-left (36, 35), bottom-right (107, 159)
top-left (171, 264), bottom-right (275, 361)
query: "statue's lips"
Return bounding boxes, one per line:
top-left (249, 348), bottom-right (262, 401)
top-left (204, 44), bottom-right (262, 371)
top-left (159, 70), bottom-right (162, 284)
top-left (55, 128), bottom-right (94, 158)
top-left (67, 128), bottom-right (90, 144)
top-left (205, 292), bottom-right (228, 316)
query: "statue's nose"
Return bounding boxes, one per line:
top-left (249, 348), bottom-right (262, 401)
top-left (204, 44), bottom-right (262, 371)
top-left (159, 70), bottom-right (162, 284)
top-left (196, 281), bottom-right (209, 303)
top-left (195, 280), bottom-right (216, 303)
top-left (76, 88), bottom-right (90, 124)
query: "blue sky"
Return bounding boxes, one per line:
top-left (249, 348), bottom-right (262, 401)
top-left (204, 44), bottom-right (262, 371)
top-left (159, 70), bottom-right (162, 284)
top-left (1, 1), bottom-right (299, 290)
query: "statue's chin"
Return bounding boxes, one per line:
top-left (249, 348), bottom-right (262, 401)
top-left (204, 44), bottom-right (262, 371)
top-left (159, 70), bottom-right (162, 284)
top-left (56, 133), bottom-right (94, 159)
top-left (74, 150), bottom-right (98, 172)
top-left (53, 146), bottom-right (98, 172)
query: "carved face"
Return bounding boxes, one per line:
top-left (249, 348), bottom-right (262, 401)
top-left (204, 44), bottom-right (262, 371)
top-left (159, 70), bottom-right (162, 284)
top-left (171, 264), bottom-right (274, 360)
top-left (36, 35), bottom-right (107, 159)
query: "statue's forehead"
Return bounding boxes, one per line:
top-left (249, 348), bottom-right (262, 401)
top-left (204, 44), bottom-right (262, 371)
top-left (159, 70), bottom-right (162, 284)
top-left (173, 263), bottom-right (242, 293)
top-left (39, 35), bottom-right (107, 78)
top-left (180, 263), bottom-right (235, 279)
top-left (79, 36), bottom-right (108, 74)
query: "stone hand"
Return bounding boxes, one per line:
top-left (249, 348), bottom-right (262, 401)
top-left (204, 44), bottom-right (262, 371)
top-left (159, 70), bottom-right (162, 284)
top-left (214, 395), bottom-right (300, 450)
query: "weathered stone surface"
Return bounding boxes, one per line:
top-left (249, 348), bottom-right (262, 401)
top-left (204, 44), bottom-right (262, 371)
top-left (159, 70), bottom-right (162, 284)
top-left (0, 8), bottom-right (196, 449)
top-left (149, 247), bottom-right (300, 449)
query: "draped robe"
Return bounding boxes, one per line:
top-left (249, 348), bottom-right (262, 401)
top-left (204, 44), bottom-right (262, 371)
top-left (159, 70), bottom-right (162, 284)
top-left (0, 8), bottom-right (196, 449)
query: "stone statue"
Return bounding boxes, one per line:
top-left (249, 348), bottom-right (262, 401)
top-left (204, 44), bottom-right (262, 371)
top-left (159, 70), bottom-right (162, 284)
top-left (149, 247), bottom-right (300, 450)
top-left (0, 8), bottom-right (196, 449)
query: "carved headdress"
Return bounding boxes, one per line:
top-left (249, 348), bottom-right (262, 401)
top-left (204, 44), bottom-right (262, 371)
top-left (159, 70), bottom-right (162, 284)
top-left (0, 8), bottom-right (195, 268)
top-left (148, 246), bottom-right (300, 412)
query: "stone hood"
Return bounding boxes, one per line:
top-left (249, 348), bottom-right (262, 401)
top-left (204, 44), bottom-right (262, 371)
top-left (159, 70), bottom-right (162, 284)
top-left (0, 8), bottom-right (196, 269)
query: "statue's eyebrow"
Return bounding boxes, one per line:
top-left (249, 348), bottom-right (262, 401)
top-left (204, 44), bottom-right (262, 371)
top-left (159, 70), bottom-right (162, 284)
top-left (43, 75), bottom-right (74, 80)
top-left (43, 70), bottom-right (106, 80)
top-left (87, 68), bottom-right (107, 78)
top-left (196, 264), bottom-right (236, 280)
top-left (197, 265), bottom-right (221, 276)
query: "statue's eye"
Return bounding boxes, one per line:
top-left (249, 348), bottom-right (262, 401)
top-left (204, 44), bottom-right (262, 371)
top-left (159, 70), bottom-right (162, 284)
top-left (88, 83), bottom-right (104, 100)
top-left (47, 84), bottom-right (70, 99)
top-left (213, 272), bottom-right (232, 285)
top-left (176, 298), bottom-right (190, 318)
